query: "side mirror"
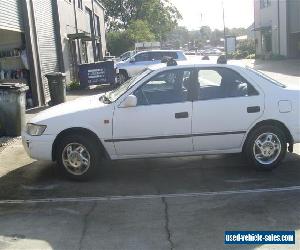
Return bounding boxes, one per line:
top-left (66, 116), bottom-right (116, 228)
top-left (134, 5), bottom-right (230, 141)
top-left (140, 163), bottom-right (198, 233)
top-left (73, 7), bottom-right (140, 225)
top-left (129, 57), bottom-right (135, 63)
top-left (120, 95), bottom-right (137, 108)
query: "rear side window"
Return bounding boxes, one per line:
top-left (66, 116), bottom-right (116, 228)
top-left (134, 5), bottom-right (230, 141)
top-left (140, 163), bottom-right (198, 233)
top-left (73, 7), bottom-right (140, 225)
top-left (196, 67), bottom-right (259, 100)
top-left (162, 52), bottom-right (179, 59)
top-left (135, 52), bottom-right (151, 62)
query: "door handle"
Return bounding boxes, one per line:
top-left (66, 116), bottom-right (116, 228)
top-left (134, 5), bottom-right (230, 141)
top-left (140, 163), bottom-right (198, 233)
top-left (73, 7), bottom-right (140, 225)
top-left (247, 106), bottom-right (261, 113)
top-left (175, 112), bottom-right (189, 119)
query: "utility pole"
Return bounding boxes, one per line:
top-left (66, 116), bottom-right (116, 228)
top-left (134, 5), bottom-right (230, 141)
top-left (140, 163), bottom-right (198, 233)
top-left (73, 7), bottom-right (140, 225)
top-left (222, 0), bottom-right (227, 57)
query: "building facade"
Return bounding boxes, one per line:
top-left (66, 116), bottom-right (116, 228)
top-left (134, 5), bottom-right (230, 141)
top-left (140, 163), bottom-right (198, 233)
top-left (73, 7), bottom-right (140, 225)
top-left (254, 0), bottom-right (300, 58)
top-left (0, 0), bottom-right (106, 107)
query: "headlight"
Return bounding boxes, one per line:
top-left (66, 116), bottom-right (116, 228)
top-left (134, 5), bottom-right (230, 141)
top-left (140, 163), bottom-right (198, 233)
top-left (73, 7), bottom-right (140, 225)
top-left (26, 123), bottom-right (47, 136)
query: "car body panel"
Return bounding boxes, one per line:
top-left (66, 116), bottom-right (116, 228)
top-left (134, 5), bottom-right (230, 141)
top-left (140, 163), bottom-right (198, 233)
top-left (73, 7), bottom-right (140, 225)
top-left (112, 102), bottom-right (193, 156)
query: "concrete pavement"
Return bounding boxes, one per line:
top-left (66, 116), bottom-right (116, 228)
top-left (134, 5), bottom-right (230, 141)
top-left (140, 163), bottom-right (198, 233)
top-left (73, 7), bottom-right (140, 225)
top-left (0, 141), bottom-right (300, 249)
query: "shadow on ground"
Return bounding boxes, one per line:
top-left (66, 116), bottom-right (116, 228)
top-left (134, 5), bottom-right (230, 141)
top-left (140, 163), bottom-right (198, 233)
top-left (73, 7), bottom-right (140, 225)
top-left (1, 152), bottom-right (300, 200)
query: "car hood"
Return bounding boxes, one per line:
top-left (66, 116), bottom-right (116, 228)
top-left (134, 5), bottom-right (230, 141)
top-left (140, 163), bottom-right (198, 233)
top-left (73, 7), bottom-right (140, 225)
top-left (31, 94), bottom-right (106, 124)
top-left (115, 60), bottom-right (130, 67)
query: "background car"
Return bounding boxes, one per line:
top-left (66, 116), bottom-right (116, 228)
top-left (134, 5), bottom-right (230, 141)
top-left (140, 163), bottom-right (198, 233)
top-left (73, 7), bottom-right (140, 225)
top-left (115, 50), bottom-right (187, 84)
top-left (116, 50), bottom-right (136, 62)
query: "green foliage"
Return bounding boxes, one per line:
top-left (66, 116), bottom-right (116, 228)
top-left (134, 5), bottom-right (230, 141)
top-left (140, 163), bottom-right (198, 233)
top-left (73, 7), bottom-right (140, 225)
top-left (165, 26), bottom-right (250, 49)
top-left (246, 54), bottom-right (256, 59)
top-left (67, 81), bottom-right (81, 90)
top-left (127, 20), bottom-right (155, 42)
top-left (227, 51), bottom-right (249, 60)
top-left (237, 40), bottom-right (255, 55)
top-left (107, 31), bottom-right (133, 56)
top-left (107, 20), bottom-right (155, 56)
top-left (102, 0), bottom-right (181, 41)
top-left (226, 40), bottom-right (255, 60)
top-left (227, 28), bottom-right (248, 37)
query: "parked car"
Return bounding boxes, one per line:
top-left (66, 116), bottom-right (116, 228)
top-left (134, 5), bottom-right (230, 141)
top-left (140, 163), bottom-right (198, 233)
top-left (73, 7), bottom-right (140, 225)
top-left (204, 48), bottom-right (223, 56)
top-left (115, 50), bottom-right (187, 83)
top-left (22, 62), bottom-right (300, 180)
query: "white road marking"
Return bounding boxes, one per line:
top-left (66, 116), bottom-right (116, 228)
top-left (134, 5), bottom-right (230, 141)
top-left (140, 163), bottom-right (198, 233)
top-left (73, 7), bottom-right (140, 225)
top-left (21, 184), bottom-right (59, 191)
top-left (1, 186), bottom-right (300, 204)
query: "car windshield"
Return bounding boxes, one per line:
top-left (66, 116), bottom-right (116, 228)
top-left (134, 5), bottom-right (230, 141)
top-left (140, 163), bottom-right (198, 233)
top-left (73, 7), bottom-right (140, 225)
top-left (247, 67), bottom-right (286, 88)
top-left (105, 69), bottom-right (153, 102)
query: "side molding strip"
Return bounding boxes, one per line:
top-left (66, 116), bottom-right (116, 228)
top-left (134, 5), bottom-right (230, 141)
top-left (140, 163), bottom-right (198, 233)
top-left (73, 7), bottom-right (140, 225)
top-left (104, 131), bottom-right (246, 143)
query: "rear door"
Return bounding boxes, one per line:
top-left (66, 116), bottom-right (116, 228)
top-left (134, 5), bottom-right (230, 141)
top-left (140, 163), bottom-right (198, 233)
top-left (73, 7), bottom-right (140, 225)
top-left (192, 67), bottom-right (264, 151)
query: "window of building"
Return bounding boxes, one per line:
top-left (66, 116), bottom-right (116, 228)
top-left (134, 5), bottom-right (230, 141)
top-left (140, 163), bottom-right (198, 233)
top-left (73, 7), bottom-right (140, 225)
top-left (86, 7), bottom-right (94, 35)
top-left (95, 15), bottom-right (100, 37)
top-left (78, 0), bottom-right (83, 9)
top-left (260, 0), bottom-right (271, 9)
top-left (81, 41), bottom-right (88, 63)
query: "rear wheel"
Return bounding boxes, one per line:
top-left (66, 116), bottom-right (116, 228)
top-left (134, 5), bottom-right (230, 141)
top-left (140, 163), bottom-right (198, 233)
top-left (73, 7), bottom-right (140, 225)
top-left (244, 125), bottom-right (287, 170)
top-left (56, 134), bottom-right (101, 180)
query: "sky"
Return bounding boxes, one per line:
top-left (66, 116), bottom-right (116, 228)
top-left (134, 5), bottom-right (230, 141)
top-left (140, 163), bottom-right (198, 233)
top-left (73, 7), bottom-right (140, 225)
top-left (170, 0), bottom-right (254, 31)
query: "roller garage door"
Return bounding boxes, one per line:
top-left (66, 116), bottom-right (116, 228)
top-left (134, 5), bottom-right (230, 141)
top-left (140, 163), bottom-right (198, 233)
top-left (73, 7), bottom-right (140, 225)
top-left (0, 0), bottom-right (24, 32)
top-left (32, 0), bottom-right (60, 102)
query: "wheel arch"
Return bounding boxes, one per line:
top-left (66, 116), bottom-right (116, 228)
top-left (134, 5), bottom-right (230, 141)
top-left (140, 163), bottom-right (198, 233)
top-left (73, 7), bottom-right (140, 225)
top-left (52, 127), bottom-right (109, 161)
top-left (243, 119), bottom-right (294, 152)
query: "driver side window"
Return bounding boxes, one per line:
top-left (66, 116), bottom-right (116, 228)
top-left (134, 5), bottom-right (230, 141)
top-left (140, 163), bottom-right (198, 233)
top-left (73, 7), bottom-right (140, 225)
top-left (134, 69), bottom-right (193, 105)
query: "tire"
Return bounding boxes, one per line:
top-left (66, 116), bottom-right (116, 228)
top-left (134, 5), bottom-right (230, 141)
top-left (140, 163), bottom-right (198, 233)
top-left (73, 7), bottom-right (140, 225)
top-left (244, 125), bottom-right (287, 171)
top-left (56, 134), bottom-right (101, 181)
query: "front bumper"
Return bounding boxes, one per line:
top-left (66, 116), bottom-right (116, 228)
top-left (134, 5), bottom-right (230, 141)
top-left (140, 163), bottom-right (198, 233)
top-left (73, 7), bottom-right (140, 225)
top-left (22, 133), bottom-right (56, 161)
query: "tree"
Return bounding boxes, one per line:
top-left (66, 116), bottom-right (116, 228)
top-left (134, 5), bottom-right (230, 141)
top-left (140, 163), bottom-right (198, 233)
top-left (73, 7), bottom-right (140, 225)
top-left (165, 26), bottom-right (189, 49)
top-left (102, 0), bottom-right (181, 41)
top-left (107, 31), bottom-right (132, 56)
top-left (107, 20), bottom-right (156, 56)
top-left (127, 20), bottom-right (155, 42)
top-left (199, 26), bottom-right (212, 42)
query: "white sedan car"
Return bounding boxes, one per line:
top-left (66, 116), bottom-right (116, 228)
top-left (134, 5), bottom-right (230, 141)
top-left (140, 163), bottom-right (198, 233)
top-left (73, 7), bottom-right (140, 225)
top-left (22, 63), bottom-right (300, 180)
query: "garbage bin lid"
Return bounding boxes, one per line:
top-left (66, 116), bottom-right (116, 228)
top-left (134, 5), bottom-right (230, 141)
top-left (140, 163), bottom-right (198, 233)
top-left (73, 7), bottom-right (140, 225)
top-left (45, 72), bottom-right (66, 77)
top-left (0, 82), bottom-right (28, 90)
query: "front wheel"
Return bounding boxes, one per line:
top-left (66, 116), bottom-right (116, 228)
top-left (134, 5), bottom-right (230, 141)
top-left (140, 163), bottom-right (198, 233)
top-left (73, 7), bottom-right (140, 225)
top-left (56, 135), bottom-right (101, 180)
top-left (244, 125), bottom-right (287, 170)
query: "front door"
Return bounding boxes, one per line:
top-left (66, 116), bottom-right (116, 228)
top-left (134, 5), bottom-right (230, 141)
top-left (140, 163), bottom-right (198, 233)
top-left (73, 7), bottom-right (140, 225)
top-left (192, 67), bottom-right (264, 151)
top-left (113, 68), bottom-right (194, 156)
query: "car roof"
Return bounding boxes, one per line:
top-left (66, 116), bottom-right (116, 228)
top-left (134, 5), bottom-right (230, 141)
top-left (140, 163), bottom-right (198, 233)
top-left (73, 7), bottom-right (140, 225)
top-left (147, 62), bottom-right (246, 71)
top-left (136, 50), bottom-right (184, 54)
